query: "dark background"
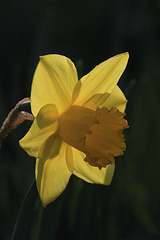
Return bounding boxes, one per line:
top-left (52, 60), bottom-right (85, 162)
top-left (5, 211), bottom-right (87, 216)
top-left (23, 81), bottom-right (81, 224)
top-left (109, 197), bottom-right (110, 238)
top-left (0, 0), bottom-right (160, 239)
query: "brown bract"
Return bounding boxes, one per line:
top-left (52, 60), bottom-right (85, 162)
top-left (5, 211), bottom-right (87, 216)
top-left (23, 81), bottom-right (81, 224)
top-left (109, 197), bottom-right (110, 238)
top-left (0, 98), bottom-right (35, 144)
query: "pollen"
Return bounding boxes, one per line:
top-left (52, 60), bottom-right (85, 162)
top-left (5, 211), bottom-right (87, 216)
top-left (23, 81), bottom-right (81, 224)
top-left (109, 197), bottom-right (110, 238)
top-left (58, 105), bottom-right (128, 169)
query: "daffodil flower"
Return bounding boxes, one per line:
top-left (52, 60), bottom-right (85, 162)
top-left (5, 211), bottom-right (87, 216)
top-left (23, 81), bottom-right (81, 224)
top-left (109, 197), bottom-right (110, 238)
top-left (20, 53), bottom-right (129, 206)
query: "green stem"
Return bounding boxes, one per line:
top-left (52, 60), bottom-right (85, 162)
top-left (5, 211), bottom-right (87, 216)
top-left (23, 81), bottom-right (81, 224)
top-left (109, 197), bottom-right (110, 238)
top-left (11, 179), bottom-right (38, 240)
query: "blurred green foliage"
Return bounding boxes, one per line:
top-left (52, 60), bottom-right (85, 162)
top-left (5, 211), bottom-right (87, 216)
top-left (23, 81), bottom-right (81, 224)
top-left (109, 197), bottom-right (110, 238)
top-left (0, 0), bottom-right (160, 239)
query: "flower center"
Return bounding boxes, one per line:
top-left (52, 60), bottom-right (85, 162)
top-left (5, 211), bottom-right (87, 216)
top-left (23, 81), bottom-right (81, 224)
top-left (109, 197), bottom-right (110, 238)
top-left (58, 105), bottom-right (128, 169)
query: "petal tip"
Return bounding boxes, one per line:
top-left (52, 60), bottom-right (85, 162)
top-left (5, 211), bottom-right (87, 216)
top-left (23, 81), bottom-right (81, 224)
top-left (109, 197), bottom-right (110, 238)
top-left (116, 52), bottom-right (129, 71)
top-left (19, 137), bottom-right (26, 149)
top-left (118, 52), bottom-right (129, 60)
top-left (19, 139), bottom-right (22, 147)
top-left (121, 52), bottom-right (129, 61)
top-left (39, 55), bottom-right (46, 62)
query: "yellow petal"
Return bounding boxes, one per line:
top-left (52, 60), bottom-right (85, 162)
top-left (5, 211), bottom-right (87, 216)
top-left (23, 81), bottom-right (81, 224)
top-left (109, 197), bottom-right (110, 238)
top-left (70, 146), bottom-right (115, 185)
top-left (79, 92), bottom-right (110, 110)
top-left (19, 104), bottom-right (58, 158)
top-left (38, 134), bottom-right (57, 159)
top-left (100, 85), bottom-right (127, 113)
top-left (72, 52), bottom-right (129, 108)
top-left (31, 54), bottom-right (78, 116)
top-left (36, 140), bottom-right (72, 207)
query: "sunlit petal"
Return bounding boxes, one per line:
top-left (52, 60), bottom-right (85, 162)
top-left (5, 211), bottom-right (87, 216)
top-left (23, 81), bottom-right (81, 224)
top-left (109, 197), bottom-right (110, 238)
top-left (31, 54), bottom-right (78, 116)
top-left (19, 104), bottom-right (58, 157)
top-left (38, 133), bottom-right (57, 159)
top-left (72, 53), bottom-right (129, 108)
top-left (79, 92), bottom-right (110, 110)
top-left (100, 85), bottom-right (127, 112)
top-left (69, 146), bottom-right (115, 185)
top-left (36, 140), bottom-right (72, 207)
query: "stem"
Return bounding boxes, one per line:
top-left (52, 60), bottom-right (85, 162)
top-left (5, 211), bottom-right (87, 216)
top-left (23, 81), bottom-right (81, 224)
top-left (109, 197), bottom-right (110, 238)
top-left (11, 180), bottom-right (38, 240)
